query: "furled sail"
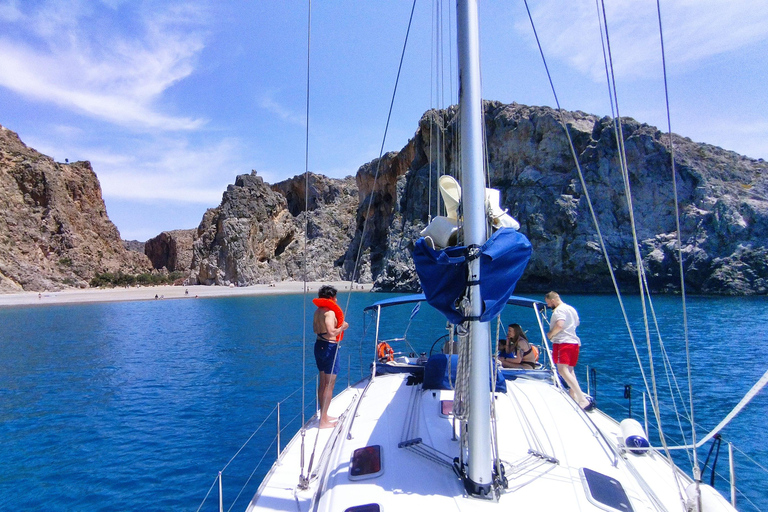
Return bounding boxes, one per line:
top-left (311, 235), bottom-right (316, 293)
top-left (412, 227), bottom-right (532, 324)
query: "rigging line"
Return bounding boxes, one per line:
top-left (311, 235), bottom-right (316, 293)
top-left (438, 0), bottom-right (444, 119)
top-left (194, 476), bottom-right (219, 512)
top-left (523, 0), bottom-right (652, 414)
top-left (343, 0), bottom-right (417, 316)
top-left (655, 0), bottom-right (698, 476)
top-left (731, 442), bottom-right (768, 476)
top-left (665, 369), bottom-right (768, 451)
top-left (640, 273), bottom-right (694, 468)
top-left (598, 0), bottom-right (670, 457)
top-left (227, 435), bottom-right (279, 512)
top-left (220, 403), bottom-right (278, 473)
top-left (429, 0), bottom-right (434, 221)
top-left (301, 0), bottom-right (312, 432)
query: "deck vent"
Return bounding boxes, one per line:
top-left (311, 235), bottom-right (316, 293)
top-left (580, 468), bottom-right (634, 512)
top-left (344, 505), bottom-right (380, 512)
top-left (349, 445), bottom-right (383, 480)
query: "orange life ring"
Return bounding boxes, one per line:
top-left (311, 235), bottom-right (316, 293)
top-left (313, 298), bottom-right (345, 341)
top-left (377, 342), bottom-right (394, 362)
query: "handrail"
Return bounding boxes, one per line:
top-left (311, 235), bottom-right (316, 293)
top-left (195, 379), bottom-right (317, 512)
top-left (589, 368), bottom-right (768, 510)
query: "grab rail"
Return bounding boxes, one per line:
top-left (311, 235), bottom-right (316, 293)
top-left (196, 356), bottom-right (366, 512)
top-left (590, 367), bottom-right (768, 510)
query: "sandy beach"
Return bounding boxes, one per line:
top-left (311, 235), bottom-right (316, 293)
top-left (0, 281), bottom-right (372, 308)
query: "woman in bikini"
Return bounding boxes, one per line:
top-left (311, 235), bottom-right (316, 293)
top-left (500, 323), bottom-right (538, 369)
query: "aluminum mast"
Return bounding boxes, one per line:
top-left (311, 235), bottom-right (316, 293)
top-left (457, 0), bottom-right (493, 497)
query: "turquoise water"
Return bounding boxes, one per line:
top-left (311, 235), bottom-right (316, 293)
top-left (0, 293), bottom-right (766, 511)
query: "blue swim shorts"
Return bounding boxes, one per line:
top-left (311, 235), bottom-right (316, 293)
top-left (314, 339), bottom-right (340, 375)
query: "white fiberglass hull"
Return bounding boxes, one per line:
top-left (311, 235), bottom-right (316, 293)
top-left (246, 371), bottom-right (733, 512)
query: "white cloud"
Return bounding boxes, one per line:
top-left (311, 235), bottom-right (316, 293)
top-left (90, 137), bottom-right (246, 203)
top-left (518, 0), bottom-right (768, 81)
top-left (0, 1), bottom-right (208, 130)
top-left (259, 92), bottom-right (306, 127)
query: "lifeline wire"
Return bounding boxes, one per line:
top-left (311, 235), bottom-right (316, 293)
top-left (308, 0), bottom-right (418, 470)
top-left (298, 0), bottom-right (312, 488)
top-left (655, 0), bottom-right (699, 477)
top-left (301, 0), bottom-right (312, 432)
top-left (597, 0), bottom-right (667, 454)
top-left (524, 0), bottom-right (678, 470)
top-left (344, 0), bottom-right (418, 314)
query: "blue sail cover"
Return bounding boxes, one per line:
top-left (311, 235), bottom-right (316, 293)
top-left (412, 228), bottom-right (532, 324)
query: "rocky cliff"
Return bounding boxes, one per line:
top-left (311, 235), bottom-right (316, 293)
top-left (0, 125), bottom-right (151, 292)
top-left (353, 101), bottom-right (768, 295)
top-left (7, 97), bottom-right (763, 295)
top-left (145, 229), bottom-right (195, 272)
top-left (186, 172), bottom-right (358, 285)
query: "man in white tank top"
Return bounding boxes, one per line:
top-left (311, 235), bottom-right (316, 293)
top-left (545, 291), bottom-right (592, 411)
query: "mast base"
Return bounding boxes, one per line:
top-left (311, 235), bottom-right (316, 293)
top-left (453, 458), bottom-right (494, 499)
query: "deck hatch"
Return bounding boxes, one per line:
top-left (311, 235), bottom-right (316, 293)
top-left (580, 467), bottom-right (634, 512)
top-left (349, 445), bottom-right (383, 480)
top-left (344, 505), bottom-right (380, 512)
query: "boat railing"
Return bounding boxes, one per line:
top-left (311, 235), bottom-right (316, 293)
top-left (197, 342), bottom-right (370, 512)
top-left (195, 378), bottom-right (319, 512)
top-left (588, 366), bottom-right (768, 511)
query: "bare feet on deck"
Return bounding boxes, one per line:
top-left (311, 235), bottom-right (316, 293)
top-left (319, 418), bottom-right (338, 429)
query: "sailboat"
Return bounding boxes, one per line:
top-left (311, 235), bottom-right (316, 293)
top-left (243, 1), bottom-right (743, 511)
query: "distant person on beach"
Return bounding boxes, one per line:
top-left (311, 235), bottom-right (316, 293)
top-left (545, 292), bottom-right (592, 411)
top-left (312, 285), bottom-right (348, 428)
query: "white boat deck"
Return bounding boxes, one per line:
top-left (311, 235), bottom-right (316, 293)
top-left (247, 371), bottom-right (722, 512)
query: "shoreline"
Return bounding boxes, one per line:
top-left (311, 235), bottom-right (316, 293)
top-left (0, 281), bottom-right (372, 308)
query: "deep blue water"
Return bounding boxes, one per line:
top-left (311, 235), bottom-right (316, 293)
top-left (0, 293), bottom-right (766, 511)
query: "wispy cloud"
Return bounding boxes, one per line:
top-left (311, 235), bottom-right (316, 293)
top-left (519, 0), bottom-right (768, 80)
top-left (0, 1), bottom-right (208, 130)
top-left (259, 92), bottom-right (306, 127)
top-left (88, 137), bottom-right (246, 203)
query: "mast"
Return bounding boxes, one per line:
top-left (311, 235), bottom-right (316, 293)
top-left (457, 0), bottom-right (492, 497)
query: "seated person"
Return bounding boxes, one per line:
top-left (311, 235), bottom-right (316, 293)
top-left (500, 323), bottom-right (538, 369)
top-left (498, 338), bottom-right (511, 359)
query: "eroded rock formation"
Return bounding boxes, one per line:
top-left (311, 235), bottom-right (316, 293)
top-left (187, 172), bottom-right (358, 285)
top-left (5, 97), bottom-right (766, 296)
top-left (145, 229), bottom-right (195, 272)
top-left (354, 101), bottom-right (768, 295)
top-left (0, 125), bottom-right (151, 292)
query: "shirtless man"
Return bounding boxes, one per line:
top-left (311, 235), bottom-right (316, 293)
top-left (313, 285), bottom-right (349, 428)
top-left (545, 291), bottom-right (592, 411)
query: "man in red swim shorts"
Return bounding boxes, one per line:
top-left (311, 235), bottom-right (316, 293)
top-left (546, 291), bottom-right (592, 411)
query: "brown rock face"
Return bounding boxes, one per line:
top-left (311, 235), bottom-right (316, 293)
top-left (0, 125), bottom-right (151, 292)
top-left (145, 229), bottom-right (195, 272)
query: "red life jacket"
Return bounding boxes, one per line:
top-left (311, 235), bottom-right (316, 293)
top-left (313, 298), bottom-right (345, 341)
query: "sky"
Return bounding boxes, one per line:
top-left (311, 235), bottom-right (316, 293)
top-left (1, 0), bottom-right (767, 242)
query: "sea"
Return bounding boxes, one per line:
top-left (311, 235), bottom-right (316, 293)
top-left (1, 292), bottom-right (766, 511)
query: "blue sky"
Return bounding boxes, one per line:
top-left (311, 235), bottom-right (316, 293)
top-left (1, 1), bottom-right (767, 242)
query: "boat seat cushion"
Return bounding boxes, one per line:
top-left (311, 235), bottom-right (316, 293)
top-left (423, 354), bottom-right (506, 392)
